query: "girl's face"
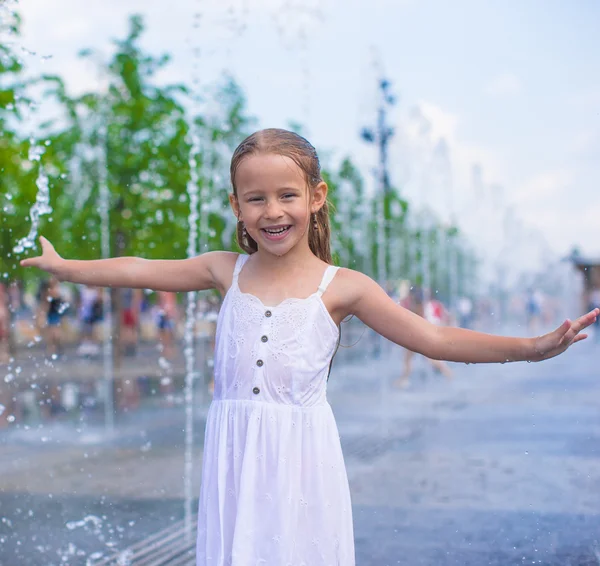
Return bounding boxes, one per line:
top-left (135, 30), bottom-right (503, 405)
top-left (230, 153), bottom-right (326, 257)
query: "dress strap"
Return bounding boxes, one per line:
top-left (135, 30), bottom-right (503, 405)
top-left (316, 265), bottom-right (340, 297)
top-left (232, 254), bottom-right (249, 285)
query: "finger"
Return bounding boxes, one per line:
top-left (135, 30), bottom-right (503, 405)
top-left (572, 334), bottom-right (588, 344)
top-left (552, 319), bottom-right (571, 343)
top-left (572, 311), bottom-right (598, 334)
top-left (586, 310), bottom-right (600, 329)
top-left (581, 309), bottom-right (598, 323)
top-left (20, 257), bottom-right (38, 268)
top-left (559, 319), bottom-right (588, 347)
top-left (562, 312), bottom-right (597, 346)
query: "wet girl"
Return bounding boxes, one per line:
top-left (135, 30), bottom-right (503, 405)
top-left (21, 128), bottom-right (598, 566)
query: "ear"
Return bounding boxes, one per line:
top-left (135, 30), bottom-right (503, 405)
top-left (310, 181), bottom-right (328, 213)
top-left (229, 193), bottom-right (241, 220)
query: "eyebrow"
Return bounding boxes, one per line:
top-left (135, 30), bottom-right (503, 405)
top-left (241, 186), bottom-right (303, 196)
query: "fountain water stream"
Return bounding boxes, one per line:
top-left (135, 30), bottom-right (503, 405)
top-left (97, 112), bottom-right (115, 434)
top-left (13, 141), bottom-right (52, 255)
top-left (183, 106), bottom-right (202, 546)
top-left (182, 0), bottom-right (205, 544)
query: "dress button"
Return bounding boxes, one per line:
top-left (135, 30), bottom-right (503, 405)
top-left (261, 335), bottom-right (268, 343)
top-left (252, 387), bottom-right (260, 395)
top-left (256, 359), bottom-right (264, 367)
top-left (265, 310), bottom-right (272, 318)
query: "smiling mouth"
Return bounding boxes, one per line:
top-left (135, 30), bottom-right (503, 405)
top-left (262, 226), bottom-right (291, 236)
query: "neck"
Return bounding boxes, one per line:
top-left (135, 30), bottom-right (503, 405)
top-left (252, 242), bottom-right (319, 274)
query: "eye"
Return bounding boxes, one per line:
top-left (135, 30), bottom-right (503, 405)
top-left (248, 196), bottom-right (263, 203)
top-left (282, 193), bottom-right (297, 200)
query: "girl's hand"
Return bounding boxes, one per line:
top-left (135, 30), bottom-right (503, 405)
top-left (530, 308), bottom-right (599, 361)
top-left (20, 236), bottom-right (63, 275)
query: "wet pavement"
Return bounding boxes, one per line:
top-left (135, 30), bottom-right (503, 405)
top-left (1, 335), bottom-right (599, 565)
top-left (341, 344), bottom-right (600, 565)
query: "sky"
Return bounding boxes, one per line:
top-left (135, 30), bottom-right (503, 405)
top-left (9, 0), bottom-right (600, 276)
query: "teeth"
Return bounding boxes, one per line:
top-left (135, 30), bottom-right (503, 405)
top-left (265, 226), bottom-right (289, 234)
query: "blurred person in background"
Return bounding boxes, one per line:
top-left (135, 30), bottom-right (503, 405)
top-left (0, 283), bottom-right (11, 363)
top-left (77, 286), bottom-right (103, 357)
top-left (120, 288), bottom-right (142, 356)
top-left (8, 281), bottom-right (23, 314)
top-left (156, 290), bottom-right (179, 359)
top-left (38, 277), bottom-right (68, 357)
top-left (526, 287), bottom-right (544, 333)
top-left (457, 295), bottom-right (474, 329)
top-left (424, 295), bottom-right (453, 379)
top-left (394, 286), bottom-right (452, 388)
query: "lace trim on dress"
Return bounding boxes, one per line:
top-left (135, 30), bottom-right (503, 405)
top-left (233, 254), bottom-right (340, 305)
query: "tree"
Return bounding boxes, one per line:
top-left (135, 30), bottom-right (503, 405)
top-left (326, 157), bottom-right (371, 274)
top-left (193, 75), bottom-right (256, 255)
top-left (0, 11), bottom-right (46, 280)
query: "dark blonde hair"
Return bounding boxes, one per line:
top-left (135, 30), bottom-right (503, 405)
top-left (230, 128), bottom-right (332, 264)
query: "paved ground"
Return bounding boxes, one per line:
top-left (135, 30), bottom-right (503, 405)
top-left (338, 342), bottom-right (600, 565)
top-left (1, 332), bottom-right (599, 565)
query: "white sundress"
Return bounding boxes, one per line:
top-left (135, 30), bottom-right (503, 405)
top-left (196, 254), bottom-right (355, 566)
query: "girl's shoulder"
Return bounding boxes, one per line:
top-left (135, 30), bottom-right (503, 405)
top-left (203, 251), bottom-right (241, 295)
top-left (329, 266), bottom-right (372, 291)
top-left (324, 267), bottom-right (375, 312)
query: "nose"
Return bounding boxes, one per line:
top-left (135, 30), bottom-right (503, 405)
top-left (264, 198), bottom-right (284, 219)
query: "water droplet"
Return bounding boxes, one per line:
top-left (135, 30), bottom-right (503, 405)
top-left (57, 301), bottom-right (69, 315)
top-left (4, 373), bottom-right (15, 383)
top-left (7, 415), bottom-right (15, 423)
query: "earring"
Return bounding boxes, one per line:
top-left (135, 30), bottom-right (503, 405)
top-left (241, 223), bottom-right (249, 247)
top-left (313, 213), bottom-right (318, 230)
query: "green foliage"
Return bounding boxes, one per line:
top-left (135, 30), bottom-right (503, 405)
top-left (327, 157), bottom-right (371, 273)
top-left (1, 11), bottom-right (478, 302)
top-left (0, 13), bottom-right (52, 279)
top-left (57, 15), bottom-right (192, 260)
top-left (195, 75), bottom-right (256, 253)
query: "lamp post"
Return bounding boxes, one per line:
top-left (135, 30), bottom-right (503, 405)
top-left (360, 78), bottom-right (396, 289)
top-left (360, 77), bottom-right (397, 433)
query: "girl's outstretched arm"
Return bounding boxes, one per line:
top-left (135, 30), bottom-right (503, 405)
top-left (340, 270), bottom-right (598, 364)
top-left (20, 236), bottom-right (235, 293)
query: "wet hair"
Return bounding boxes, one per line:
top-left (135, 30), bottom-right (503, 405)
top-left (230, 128), bottom-right (332, 264)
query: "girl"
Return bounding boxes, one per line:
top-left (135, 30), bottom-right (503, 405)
top-left (21, 128), bottom-right (598, 566)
